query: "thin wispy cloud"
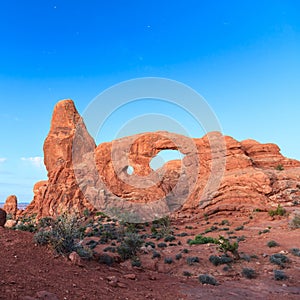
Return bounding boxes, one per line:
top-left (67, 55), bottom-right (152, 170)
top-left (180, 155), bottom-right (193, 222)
top-left (21, 156), bottom-right (44, 168)
top-left (0, 158), bottom-right (7, 163)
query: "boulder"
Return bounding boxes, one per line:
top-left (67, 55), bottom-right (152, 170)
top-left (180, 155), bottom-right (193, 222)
top-left (3, 195), bottom-right (18, 219)
top-left (0, 208), bottom-right (7, 227)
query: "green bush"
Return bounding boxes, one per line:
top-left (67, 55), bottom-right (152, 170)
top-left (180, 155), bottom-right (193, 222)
top-left (33, 230), bottom-right (52, 245)
top-left (275, 164), bottom-right (284, 171)
top-left (267, 240), bottom-right (279, 248)
top-left (268, 205), bottom-right (286, 217)
top-left (34, 213), bottom-right (82, 255)
top-left (117, 232), bottom-right (143, 260)
top-left (188, 235), bottom-right (217, 245)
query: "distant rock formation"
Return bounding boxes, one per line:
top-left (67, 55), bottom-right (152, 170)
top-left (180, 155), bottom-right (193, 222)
top-left (23, 99), bottom-right (300, 220)
top-left (3, 195), bottom-right (18, 219)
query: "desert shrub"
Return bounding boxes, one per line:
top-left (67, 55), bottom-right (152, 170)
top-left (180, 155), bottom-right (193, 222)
top-left (157, 242), bottom-right (167, 248)
top-left (38, 216), bottom-right (54, 228)
top-left (152, 251), bottom-right (161, 259)
top-left (240, 254), bottom-right (251, 262)
top-left (103, 246), bottom-right (116, 253)
top-left (209, 255), bottom-right (233, 266)
top-left (33, 230), bottom-right (52, 245)
top-left (182, 248), bottom-right (189, 253)
top-left (186, 256), bottom-right (199, 265)
top-left (188, 235), bottom-right (217, 245)
top-left (98, 254), bottom-right (114, 266)
top-left (217, 236), bottom-right (239, 258)
top-left (145, 241), bottom-right (156, 249)
top-left (177, 232), bottom-right (188, 237)
top-left (242, 268), bottom-right (257, 279)
top-left (267, 240), bottom-right (279, 248)
top-left (164, 257), bottom-right (173, 264)
top-left (198, 274), bottom-right (217, 286)
top-left (289, 214), bottom-right (300, 229)
top-left (275, 164), bottom-right (284, 171)
top-left (86, 240), bottom-right (99, 250)
top-left (75, 245), bottom-right (93, 260)
top-left (268, 205), bottom-right (286, 217)
top-left (117, 232), bottom-right (143, 260)
top-left (164, 235), bottom-right (176, 242)
top-left (152, 216), bottom-right (173, 237)
top-left (204, 226), bottom-right (218, 233)
top-left (259, 229), bottom-right (270, 235)
top-left (131, 258), bottom-right (141, 267)
top-left (274, 270), bottom-right (288, 280)
top-left (220, 220), bottom-right (230, 226)
top-left (183, 271), bottom-right (192, 277)
top-left (34, 213), bottom-right (82, 255)
top-left (235, 225), bottom-right (244, 231)
top-left (269, 253), bottom-right (290, 267)
top-left (175, 253), bottom-right (182, 260)
top-left (290, 248), bottom-right (300, 257)
top-left (237, 235), bottom-right (246, 242)
top-left (15, 214), bottom-right (37, 232)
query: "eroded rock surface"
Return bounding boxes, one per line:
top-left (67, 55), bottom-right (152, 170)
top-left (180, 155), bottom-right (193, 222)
top-left (3, 195), bottom-right (18, 219)
top-left (24, 99), bottom-right (300, 220)
top-left (24, 100), bottom-right (96, 218)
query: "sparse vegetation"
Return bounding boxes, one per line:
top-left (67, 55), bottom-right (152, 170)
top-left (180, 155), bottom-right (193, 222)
top-left (34, 213), bottom-right (84, 256)
top-left (267, 240), bottom-right (279, 248)
top-left (198, 274), bottom-right (217, 286)
top-left (242, 268), bottom-right (257, 279)
top-left (275, 164), bottom-right (284, 171)
top-left (186, 256), bottom-right (199, 265)
top-left (117, 232), bottom-right (143, 261)
top-left (274, 270), bottom-right (288, 280)
top-left (188, 234), bottom-right (217, 245)
top-left (269, 253), bottom-right (290, 267)
top-left (290, 248), bottom-right (300, 257)
top-left (183, 271), bottom-right (192, 277)
top-left (289, 213), bottom-right (300, 229)
top-left (209, 255), bottom-right (233, 266)
top-left (164, 257), bottom-right (173, 264)
top-left (268, 204), bottom-right (286, 217)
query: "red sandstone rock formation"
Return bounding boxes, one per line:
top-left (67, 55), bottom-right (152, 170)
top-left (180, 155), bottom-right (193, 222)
top-left (3, 195), bottom-right (18, 219)
top-left (24, 100), bottom-right (96, 218)
top-left (24, 99), bottom-right (300, 220)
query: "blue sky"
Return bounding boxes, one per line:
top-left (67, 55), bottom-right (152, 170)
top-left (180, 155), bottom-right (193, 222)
top-left (0, 0), bottom-right (299, 202)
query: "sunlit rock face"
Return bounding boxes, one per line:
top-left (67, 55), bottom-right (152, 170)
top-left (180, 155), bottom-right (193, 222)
top-left (23, 99), bottom-right (300, 220)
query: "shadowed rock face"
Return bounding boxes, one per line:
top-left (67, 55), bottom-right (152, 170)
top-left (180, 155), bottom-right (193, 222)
top-left (23, 99), bottom-right (300, 219)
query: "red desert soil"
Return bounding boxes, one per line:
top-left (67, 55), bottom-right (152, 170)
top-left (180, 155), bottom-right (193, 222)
top-left (1, 211), bottom-right (300, 300)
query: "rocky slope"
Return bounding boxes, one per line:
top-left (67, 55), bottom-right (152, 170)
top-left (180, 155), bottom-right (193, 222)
top-left (21, 99), bottom-right (300, 220)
